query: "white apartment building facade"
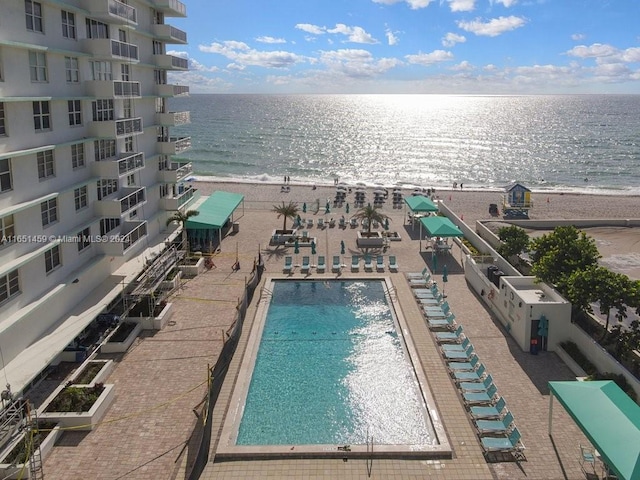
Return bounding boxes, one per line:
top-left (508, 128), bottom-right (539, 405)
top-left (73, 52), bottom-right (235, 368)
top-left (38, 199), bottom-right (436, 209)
top-left (0, 0), bottom-right (193, 396)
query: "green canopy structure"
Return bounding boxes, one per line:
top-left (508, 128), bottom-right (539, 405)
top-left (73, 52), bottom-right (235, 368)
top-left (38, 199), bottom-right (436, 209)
top-left (404, 195), bottom-right (438, 213)
top-left (548, 380), bottom-right (640, 480)
top-left (186, 191), bottom-right (244, 248)
top-left (419, 216), bottom-right (464, 238)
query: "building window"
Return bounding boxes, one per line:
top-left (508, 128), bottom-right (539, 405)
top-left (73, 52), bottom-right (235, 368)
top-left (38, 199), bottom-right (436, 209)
top-left (92, 99), bottom-right (114, 122)
top-left (77, 227), bottom-right (91, 252)
top-left (65, 56), bottom-right (79, 83)
top-left (121, 63), bottom-right (130, 81)
top-left (160, 184), bottom-right (169, 197)
top-left (152, 40), bottom-right (163, 55)
top-left (0, 159), bottom-right (12, 192)
top-left (44, 245), bottom-right (61, 273)
top-left (33, 101), bottom-right (51, 131)
top-left (90, 61), bottom-right (112, 81)
top-left (97, 179), bottom-right (118, 200)
top-left (154, 69), bottom-right (166, 85)
top-left (100, 218), bottom-right (120, 235)
top-left (123, 99), bottom-right (132, 118)
top-left (68, 100), bottom-right (82, 126)
top-left (0, 102), bottom-right (6, 136)
top-left (61, 10), bottom-right (76, 39)
top-left (41, 198), bottom-right (58, 226)
top-left (124, 136), bottom-right (134, 153)
top-left (94, 139), bottom-right (116, 161)
top-left (71, 143), bottom-right (85, 169)
top-left (86, 18), bottom-right (109, 39)
top-left (37, 150), bottom-right (55, 179)
top-left (0, 214), bottom-right (15, 246)
top-left (0, 270), bottom-right (20, 304)
top-left (25, 0), bottom-right (43, 33)
top-left (74, 185), bottom-right (88, 211)
top-left (29, 51), bottom-right (48, 82)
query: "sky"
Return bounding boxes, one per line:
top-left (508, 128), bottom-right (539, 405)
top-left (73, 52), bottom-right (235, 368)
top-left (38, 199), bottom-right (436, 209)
top-left (167, 0), bottom-right (640, 94)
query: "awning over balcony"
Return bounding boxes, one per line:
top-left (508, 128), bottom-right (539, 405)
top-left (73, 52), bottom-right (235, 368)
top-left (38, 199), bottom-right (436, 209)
top-left (186, 191), bottom-right (244, 247)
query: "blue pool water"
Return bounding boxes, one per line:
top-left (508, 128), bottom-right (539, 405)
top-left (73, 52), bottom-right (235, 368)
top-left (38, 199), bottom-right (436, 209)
top-left (236, 280), bottom-right (435, 446)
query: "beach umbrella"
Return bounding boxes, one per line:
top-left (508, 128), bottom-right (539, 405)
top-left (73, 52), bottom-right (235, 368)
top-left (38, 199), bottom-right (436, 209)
top-left (325, 202), bottom-right (331, 214)
top-left (432, 252), bottom-right (438, 274)
top-left (537, 315), bottom-right (549, 337)
top-left (296, 214), bottom-right (301, 227)
top-left (302, 202), bottom-right (306, 213)
top-left (311, 240), bottom-right (316, 255)
top-left (340, 240), bottom-right (345, 255)
top-left (384, 218), bottom-right (390, 230)
top-left (346, 203), bottom-right (350, 214)
top-left (294, 238), bottom-right (300, 255)
top-left (442, 264), bottom-right (448, 297)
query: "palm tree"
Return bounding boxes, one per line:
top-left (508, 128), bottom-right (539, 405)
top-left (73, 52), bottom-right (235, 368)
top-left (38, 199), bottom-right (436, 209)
top-left (352, 204), bottom-right (389, 236)
top-left (166, 209), bottom-right (199, 251)
top-left (272, 201), bottom-right (299, 233)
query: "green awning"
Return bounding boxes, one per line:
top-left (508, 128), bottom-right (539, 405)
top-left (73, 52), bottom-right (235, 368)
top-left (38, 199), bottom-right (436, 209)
top-left (404, 195), bottom-right (438, 212)
top-left (420, 216), bottom-right (464, 237)
top-left (549, 381), bottom-right (640, 480)
top-left (186, 191), bottom-right (244, 230)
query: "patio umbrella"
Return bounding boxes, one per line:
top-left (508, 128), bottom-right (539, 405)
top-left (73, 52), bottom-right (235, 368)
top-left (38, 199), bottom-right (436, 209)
top-left (537, 315), bottom-right (549, 337)
top-left (345, 203), bottom-right (350, 214)
top-left (384, 218), bottom-right (390, 230)
top-left (340, 240), bottom-right (345, 255)
top-left (294, 238), bottom-right (300, 255)
top-left (296, 214), bottom-right (301, 227)
top-left (302, 202), bottom-right (306, 213)
top-left (442, 264), bottom-right (448, 297)
top-left (432, 252), bottom-right (438, 274)
top-left (325, 202), bottom-right (331, 214)
top-left (311, 240), bottom-right (316, 255)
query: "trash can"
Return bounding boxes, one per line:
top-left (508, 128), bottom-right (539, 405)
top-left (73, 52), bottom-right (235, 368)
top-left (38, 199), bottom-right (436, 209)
top-left (530, 339), bottom-right (538, 355)
top-left (232, 222), bottom-right (240, 233)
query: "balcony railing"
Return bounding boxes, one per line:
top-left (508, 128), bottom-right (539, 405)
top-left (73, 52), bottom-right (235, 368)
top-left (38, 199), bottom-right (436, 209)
top-left (152, 24), bottom-right (187, 44)
top-left (158, 136), bottom-right (191, 155)
top-left (153, 54), bottom-right (188, 70)
top-left (111, 39), bottom-right (139, 61)
top-left (158, 161), bottom-right (192, 182)
top-left (156, 110), bottom-right (190, 126)
top-left (120, 187), bottom-right (146, 214)
top-left (161, 186), bottom-right (199, 211)
top-left (114, 81), bottom-right (141, 97)
top-left (122, 221), bottom-right (147, 252)
top-left (153, 0), bottom-right (186, 17)
top-left (93, 152), bottom-right (144, 177)
top-left (109, 0), bottom-right (137, 23)
top-left (118, 152), bottom-right (144, 175)
top-left (116, 117), bottom-right (143, 136)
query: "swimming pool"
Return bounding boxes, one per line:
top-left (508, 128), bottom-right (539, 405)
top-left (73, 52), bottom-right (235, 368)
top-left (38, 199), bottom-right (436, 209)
top-left (218, 278), bottom-right (450, 459)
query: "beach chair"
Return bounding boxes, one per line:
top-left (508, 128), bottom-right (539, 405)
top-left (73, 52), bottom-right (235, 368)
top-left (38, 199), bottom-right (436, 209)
top-left (316, 255), bottom-right (326, 273)
top-left (372, 219), bottom-right (379, 229)
top-left (443, 344), bottom-right (474, 361)
top-left (423, 304), bottom-right (450, 319)
top-left (388, 255), bottom-right (399, 272)
top-left (349, 217), bottom-right (358, 228)
top-left (470, 397), bottom-right (507, 419)
top-left (339, 217), bottom-right (346, 229)
top-left (441, 337), bottom-right (470, 353)
top-left (376, 255), bottom-right (384, 272)
top-left (283, 256), bottom-right (293, 274)
top-left (419, 294), bottom-right (444, 306)
top-left (428, 313), bottom-right (456, 330)
top-left (476, 411), bottom-right (514, 435)
top-left (301, 256), bottom-right (310, 274)
top-left (447, 353), bottom-right (479, 372)
top-left (332, 255), bottom-right (341, 273)
top-left (317, 218), bottom-right (325, 229)
top-left (414, 285), bottom-right (439, 298)
top-left (453, 363), bottom-right (486, 383)
top-left (435, 325), bottom-right (464, 343)
top-left (459, 375), bottom-right (494, 393)
top-left (407, 268), bottom-right (429, 279)
top-left (301, 230), bottom-right (309, 241)
top-left (307, 218), bottom-right (313, 228)
top-left (351, 255), bottom-right (360, 272)
top-left (328, 218), bottom-right (336, 228)
top-left (364, 254), bottom-right (373, 272)
top-left (463, 383), bottom-right (498, 406)
top-left (480, 427), bottom-right (524, 459)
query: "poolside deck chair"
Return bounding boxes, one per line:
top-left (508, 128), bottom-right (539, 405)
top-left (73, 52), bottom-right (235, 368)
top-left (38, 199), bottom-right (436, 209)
top-left (447, 353), bottom-right (479, 372)
top-left (443, 344), bottom-right (474, 361)
top-left (419, 294), bottom-right (444, 306)
top-left (428, 313), bottom-right (456, 330)
top-left (388, 255), bottom-right (399, 272)
top-left (332, 255), bottom-right (342, 273)
top-left (364, 254), bottom-right (373, 272)
top-left (301, 256), bottom-right (310, 274)
top-left (463, 383), bottom-right (498, 406)
top-left (307, 218), bottom-right (313, 228)
top-left (407, 268), bottom-right (429, 279)
top-left (453, 363), bottom-right (486, 383)
top-left (302, 230), bottom-right (309, 240)
top-left (339, 217), bottom-right (346, 229)
top-left (423, 301), bottom-right (450, 318)
top-left (351, 255), bottom-right (360, 272)
top-left (317, 218), bottom-right (325, 229)
top-left (459, 375), bottom-right (494, 393)
top-left (579, 444), bottom-right (598, 476)
top-left (480, 427), bottom-right (524, 459)
top-left (435, 325), bottom-right (464, 343)
top-left (349, 217), bottom-right (358, 228)
top-left (376, 255), bottom-right (384, 272)
top-left (441, 337), bottom-right (470, 353)
top-left (414, 285), bottom-right (439, 298)
top-left (476, 411), bottom-right (514, 435)
top-left (283, 256), bottom-right (293, 274)
top-left (316, 255), bottom-right (326, 273)
top-left (470, 397), bottom-right (507, 419)
top-left (328, 218), bottom-right (336, 228)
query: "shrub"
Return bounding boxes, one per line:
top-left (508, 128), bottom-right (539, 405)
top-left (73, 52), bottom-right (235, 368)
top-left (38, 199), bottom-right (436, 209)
top-left (45, 384), bottom-right (104, 412)
top-left (560, 341), bottom-right (598, 376)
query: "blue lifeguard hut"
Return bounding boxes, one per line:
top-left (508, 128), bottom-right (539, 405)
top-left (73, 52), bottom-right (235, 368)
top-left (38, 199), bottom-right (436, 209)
top-left (502, 183), bottom-right (532, 218)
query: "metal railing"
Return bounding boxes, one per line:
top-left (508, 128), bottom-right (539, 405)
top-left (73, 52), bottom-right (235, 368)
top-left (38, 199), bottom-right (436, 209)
top-left (109, 0), bottom-right (137, 23)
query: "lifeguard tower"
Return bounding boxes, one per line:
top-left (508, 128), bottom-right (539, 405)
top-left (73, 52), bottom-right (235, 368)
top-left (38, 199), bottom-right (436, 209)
top-left (502, 183), bottom-right (532, 218)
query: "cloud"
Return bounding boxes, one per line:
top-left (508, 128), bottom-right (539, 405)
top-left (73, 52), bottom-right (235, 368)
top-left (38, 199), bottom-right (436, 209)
top-left (442, 32), bottom-right (466, 47)
top-left (295, 23), bottom-right (325, 35)
top-left (199, 41), bottom-right (306, 69)
top-left (450, 60), bottom-right (474, 71)
top-left (491, 0), bottom-right (518, 6)
top-left (319, 48), bottom-right (402, 78)
top-left (256, 36), bottom-right (286, 44)
top-left (327, 24), bottom-right (379, 44)
top-left (571, 33), bottom-right (586, 41)
top-left (447, 0), bottom-right (476, 12)
top-left (405, 49), bottom-right (454, 65)
top-left (372, 0), bottom-right (435, 9)
top-left (457, 16), bottom-right (526, 36)
top-left (386, 28), bottom-right (399, 45)
top-left (566, 43), bottom-right (619, 59)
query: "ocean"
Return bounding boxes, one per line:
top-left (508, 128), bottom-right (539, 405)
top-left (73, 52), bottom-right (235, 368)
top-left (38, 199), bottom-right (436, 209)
top-left (168, 94), bottom-right (640, 195)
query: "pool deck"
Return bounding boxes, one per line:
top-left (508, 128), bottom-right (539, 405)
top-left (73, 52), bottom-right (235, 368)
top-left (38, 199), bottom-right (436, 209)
top-left (40, 203), bottom-right (590, 480)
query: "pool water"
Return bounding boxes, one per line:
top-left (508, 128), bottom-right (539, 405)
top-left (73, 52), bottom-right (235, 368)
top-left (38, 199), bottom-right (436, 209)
top-left (236, 280), bottom-right (436, 446)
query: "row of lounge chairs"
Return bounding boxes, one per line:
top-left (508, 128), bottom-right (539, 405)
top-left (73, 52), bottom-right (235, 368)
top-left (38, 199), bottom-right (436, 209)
top-left (283, 255), bottom-right (399, 274)
top-left (406, 271), bottom-right (525, 460)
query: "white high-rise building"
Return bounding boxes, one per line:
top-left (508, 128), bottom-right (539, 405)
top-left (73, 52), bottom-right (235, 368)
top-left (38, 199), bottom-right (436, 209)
top-left (0, 0), bottom-right (193, 396)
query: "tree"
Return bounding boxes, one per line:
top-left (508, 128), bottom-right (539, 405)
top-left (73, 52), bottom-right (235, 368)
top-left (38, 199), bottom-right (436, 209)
top-left (166, 209), bottom-right (199, 251)
top-left (566, 266), bottom-right (601, 316)
top-left (497, 225), bottom-right (530, 259)
top-left (352, 204), bottom-right (389, 236)
top-left (272, 201), bottom-right (299, 232)
top-left (529, 226), bottom-right (600, 295)
top-left (592, 267), bottom-right (632, 335)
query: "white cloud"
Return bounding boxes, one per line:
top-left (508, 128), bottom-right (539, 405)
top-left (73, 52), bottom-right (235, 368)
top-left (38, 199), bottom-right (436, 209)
top-left (319, 49), bottom-right (402, 78)
top-left (256, 36), bottom-right (286, 44)
top-left (448, 0), bottom-right (475, 12)
top-left (566, 43), bottom-right (619, 59)
top-left (457, 16), bottom-right (526, 37)
top-left (450, 60), bottom-right (474, 71)
top-left (386, 29), bottom-right (399, 45)
top-left (199, 41), bottom-right (306, 69)
top-left (327, 24), bottom-right (379, 44)
top-left (372, 0), bottom-right (435, 9)
top-left (295, 23), bottom-right (325, 35)
top-left (492, 0), bottom-right (517, 6)
top-left (405, 49), bottom-right (454, 65)
top-left (442, 32), bottom-right (466, 47)
top-left (571, 33), bottom-right (586, 41)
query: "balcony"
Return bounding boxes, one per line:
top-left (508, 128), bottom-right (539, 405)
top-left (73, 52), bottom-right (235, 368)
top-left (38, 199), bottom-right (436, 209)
top-left (158, 161), bottom-right (192, 183)
top-left (83, 0), bottom-right (137, 25)
top-left (161, 186), bottom-right (199, 211)
top-left (95, 187), bottom-right (146, 217)
top-left (90, 117), bottom-right (143, 138)
top-left (92, 152), bottom-right (145, 178)
top-left (152, 24), bottom-right (187, 44)
top-left (152, 0), bottom-right (186, 17)
top-left (158, 136), bottom-right (191, 155)
top-left (86, 80), bottom-right (141, 98)
top-left (99, 221), bottom-right (147, 256)
top-left (155, 83), bottom-right (190, 97)
top-left (82, 38), bottom-right (139, 62)
top-left (153, 54), bottom-right (188, 70)
top-left (156, 111), bottom-right (190, 127)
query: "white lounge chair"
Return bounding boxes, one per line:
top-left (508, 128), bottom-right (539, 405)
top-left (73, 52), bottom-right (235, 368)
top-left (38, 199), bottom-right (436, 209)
top-left (388, 255), bottom-right (399, 272)
top-left (317, 218), bottom-right (325, 229)
top-left (283, 256), bottom-right (293, 274)
top-left (351, 255), bottom-right (360, 272)
top-left (332, 255), bottom-right (342, 273)
top-left (307, 218), bottom-right (313, 228)
top-left (301, 256), bottom-right (310, 274)
top-left (364, 255), bottom-right (373, 272)
top-left (376, 255), bottom-right (384, 272)
top-left (316, 255), bottom-right (326, 273)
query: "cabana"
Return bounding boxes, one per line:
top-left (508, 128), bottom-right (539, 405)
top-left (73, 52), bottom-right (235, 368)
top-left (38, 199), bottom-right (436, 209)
top-left (419, 216), bottom-right (464, 252)
top-left (186, 191), bottom-right (244, 250)
top-left (404, 195), bottom-right (439, 227)
top-left (548, 380), bottom-right (640, 480)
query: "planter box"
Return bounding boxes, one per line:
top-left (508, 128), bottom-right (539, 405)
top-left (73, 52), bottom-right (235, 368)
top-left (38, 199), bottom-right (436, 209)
top-left (160, 270), bottom-right (182, 290)
top-left (178, 257), bottom-right (204, 276)
top-left (555, 345), bottom-right (588, 378)
top-left (0, 423), bottom-right (62, 479)
top-left (101, 322), bottom-right (142, 353)
top-left (270, 229), bottom-right (298, 245)
top-left (67, 359), bottom-right (114, 386)
top-left (129, 303), bottom-right (174, 330)
top-left (383, 231), bottom-right (402, 241)
top-left (356, 231), bottom-right (385, 248)
top-left (38, 384), bottom-right (115, 431)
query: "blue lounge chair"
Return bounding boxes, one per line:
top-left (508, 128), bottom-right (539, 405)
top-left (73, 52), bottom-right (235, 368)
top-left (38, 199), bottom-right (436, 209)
top-left (447, 353), bottom-right (479, 372)
top-left (470, 397), bottom-right (507, 419)
top-left (307, 218), bottom-right (313, 228)
top-left (332, 255), bottom-right (342, 273)
top-left (423, 302), bottom-right (450, 318)
top-left (283, 256), bottom-right (293, 274)
top-left (349, 217), bottom-right (358, 228)
top-left (443, 344), bottom-right (475, 361)
top-left (460, 375), bottom-right (494, 393)
top-left (427, 313), bottom-right (456, 330)
top-left (418, 294), bottom-right (443, 305)
top-left (351, 255), bottom-right (360, 272)
top-left (317, 218), bottom-right (325, 229)
top-left (480, 427), bottom-right (524, 459)
top-left (316, 255), bottom-right (326, 273)
top-left (407, 268), bottom-right (429, 279)
top-left (463, 383), bottom-right (498, 406)
top-left (435, 325), bottom-right (464, 343)
top-left (453, 363), bottom-right (486, 383)
top-left (441, 337), bottom-right (470, 353)
top-left (301, 256), bottom-right (310, 274)
top-left (388, 255), bottom-right (399, 272)
top-left (364, 254), bottom-right (373, 272)
top-left (476, 411), bottom-right (514, 435)
top-left (339, 217), bottom-right (346, 229)
top-left (414, 286), bottom-right (440, 299)
top-left (376, 255), bottom-right (384, 272)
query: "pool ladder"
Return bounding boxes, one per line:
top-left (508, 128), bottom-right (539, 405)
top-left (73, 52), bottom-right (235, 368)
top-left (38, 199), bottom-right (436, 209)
top-left (383, 284), bottom-right (397, 301)
top-left (259, 286), bottom-right (273, 304)
top-left (366, 428), bottom-right (374, 477)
